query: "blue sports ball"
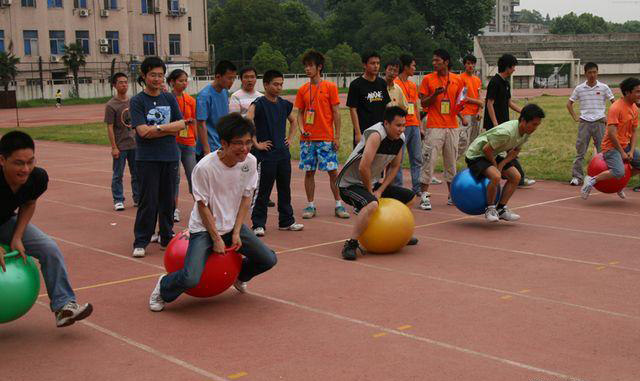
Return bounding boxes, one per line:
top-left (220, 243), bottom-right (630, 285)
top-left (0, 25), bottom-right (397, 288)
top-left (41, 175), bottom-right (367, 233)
top-left (450, 169), bottom-right (501, 215)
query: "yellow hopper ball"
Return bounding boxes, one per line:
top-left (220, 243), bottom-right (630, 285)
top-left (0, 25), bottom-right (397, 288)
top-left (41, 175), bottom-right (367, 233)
top-left (358, 198), bottom-right (415, 254)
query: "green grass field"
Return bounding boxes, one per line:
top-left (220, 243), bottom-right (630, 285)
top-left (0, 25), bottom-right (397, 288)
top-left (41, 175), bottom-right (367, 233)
top-left (12, 95), bottom-right (639, 186)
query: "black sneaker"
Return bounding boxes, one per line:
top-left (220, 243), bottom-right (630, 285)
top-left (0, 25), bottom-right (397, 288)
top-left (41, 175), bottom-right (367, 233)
top-left (341, 239), bottom-right (360, 260)
top-left (407, 237), bottom-right (418, 245)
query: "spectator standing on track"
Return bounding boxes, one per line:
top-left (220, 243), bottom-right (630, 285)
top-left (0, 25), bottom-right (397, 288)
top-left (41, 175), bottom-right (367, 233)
top-left (105, 72), bottom-right (139, 212)
top-left (229, 67), bottom-right (263, 117)
top-left (458, 54), bottom-right (485, 157)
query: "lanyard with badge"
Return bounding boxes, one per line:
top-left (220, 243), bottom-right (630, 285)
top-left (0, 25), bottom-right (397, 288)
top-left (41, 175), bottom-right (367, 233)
top-left (306, 80), bottom-right (322, 125)
top-left (398, 79), bottom-right (415, 115)
top-left (438, 73), bottom-right (451, 115)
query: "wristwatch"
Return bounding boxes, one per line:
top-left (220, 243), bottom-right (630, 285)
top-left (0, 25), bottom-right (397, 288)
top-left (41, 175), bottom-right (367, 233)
top-left (156, 125), bottom-right (163, 132)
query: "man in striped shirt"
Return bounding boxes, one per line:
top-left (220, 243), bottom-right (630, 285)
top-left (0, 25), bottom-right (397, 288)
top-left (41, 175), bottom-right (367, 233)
top-left (567, 62), bottom-right (615, 185)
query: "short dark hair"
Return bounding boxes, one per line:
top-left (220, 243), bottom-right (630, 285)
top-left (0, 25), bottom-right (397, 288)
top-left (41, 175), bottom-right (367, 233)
top-left (239, 66), bottom-right (257, 79)
top-left (111, 72), bottom-right (127, 86)
top-left (0, 131), bottom-right (35, 157)
top-left (362, 51), bottom-right (381, 65)
top-left (263, 69), bottom-right (283, 84)
top-left (217, 113), bottom-right (255, 143)
top-left (463, 54), bottom-right (477, 65)
top-left (214, 60), bottom-right (237, 77)
top-left (383, 106), bottom-right (408, 123)
top-left (584, 62), bottom-right (599, 72)
top-left (167, 69), bottom-right (188, 84)
top-left (399, 54), bottom-right (415, 72)
top-left (384, 59), bottom-right (400, 70)
top-left (620, 77), bottom-right (640, 96)
top-left (138, 56), bottom-right (166, 86)
top-left (498, 54), bottom-right (518, 72)
top-left (433, 49), bottom-right (451, 64)
top-left (302, 50), bottom-right (325, 73)
top-left (519, 104), bottom-right (545, 122)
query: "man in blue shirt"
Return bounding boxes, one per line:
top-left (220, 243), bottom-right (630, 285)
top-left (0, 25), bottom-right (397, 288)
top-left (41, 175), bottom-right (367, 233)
top-left (196, 60), bottom-right (237, 161)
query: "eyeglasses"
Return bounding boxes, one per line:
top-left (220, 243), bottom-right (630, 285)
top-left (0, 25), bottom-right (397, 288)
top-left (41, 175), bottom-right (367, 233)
top-left (229, 139), bottom-right (253, 148)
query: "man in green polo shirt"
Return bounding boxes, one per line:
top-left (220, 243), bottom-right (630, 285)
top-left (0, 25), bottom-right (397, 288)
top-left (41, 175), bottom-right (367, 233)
top-left (465, 104), bottom-right (545, 223)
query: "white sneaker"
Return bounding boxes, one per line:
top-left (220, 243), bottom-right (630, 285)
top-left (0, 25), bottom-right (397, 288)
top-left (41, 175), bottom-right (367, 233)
top-left (55, 301), bottom-right (93, 327)
top-left (132, 247), bottom-right (145, 258)
top-left (430, 177), bottom-right (442, 185)
top-left (233, 279), bottom-right (247, 294)
top-left (173, 208), bottom-right (180, 222)
top-left (419, 193), bottom-right (432, 210)
top-left (498, 206), bottom-right (520, 221)
top-left (617, 190), bottom-right (626, 199)
top-left (254, 227), bottom-right (265, 237)
top-left (149, 275), bottom-right (166, 312)
top-left (519, 178), bottom-right (536, 187)
top-left (569, 177), bottom-right (581, 186)
top-left (447, 196), bottom-right (454, 206)
top-left (485, 205), bottom-right (499, 222)
top-left (581, 176), bottom-right (595, 200)
top-left (114, 202), bottom-right (125, 211)
top-left (150, 233), bottom-right (160, 243)
top-left (279, 223), bottom-right (304, 231)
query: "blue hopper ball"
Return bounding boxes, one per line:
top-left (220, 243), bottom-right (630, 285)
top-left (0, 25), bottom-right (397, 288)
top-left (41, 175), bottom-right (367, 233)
top-left (450, 169), bottom-right (501, 215)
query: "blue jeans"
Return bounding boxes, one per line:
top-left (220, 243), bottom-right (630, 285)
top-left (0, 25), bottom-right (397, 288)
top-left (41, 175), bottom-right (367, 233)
top-left (603, 145), bottom-right (640, 178)
top-left (394, 125), bottom-right (422, 194)
top-left (112, 149), bottom-right (139, 204)
top-left (175, 144), bottom-right (197, 198)
top-left (0, 217), bottom-right (75, 311)
top-left (160, 225), bottom-right (277, 303)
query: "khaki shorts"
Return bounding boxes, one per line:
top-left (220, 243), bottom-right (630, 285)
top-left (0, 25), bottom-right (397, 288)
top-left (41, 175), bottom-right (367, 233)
top-left (420, 127), bottom-right (459, 184)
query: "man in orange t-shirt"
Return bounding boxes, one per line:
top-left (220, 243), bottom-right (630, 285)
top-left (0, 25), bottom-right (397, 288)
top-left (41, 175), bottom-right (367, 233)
top-left (393, 54), bottom-right (422, 195)
top-left (294, 50), bottom-right (349, 220)
top-left (581, 77), bottom-right (640, 200)
top-left (458, 54), bottom-right (484, 157)
top-left (417, 49), bottom-right (465, 210)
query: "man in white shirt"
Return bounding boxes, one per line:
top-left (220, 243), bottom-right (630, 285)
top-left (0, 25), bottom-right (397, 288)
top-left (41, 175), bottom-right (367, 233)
top-left (229, 67), bottom-right (263, 117)
top-left (567, 62), bottom-right (615, 185)
top-left (149, 114), bottom-right (277, 311)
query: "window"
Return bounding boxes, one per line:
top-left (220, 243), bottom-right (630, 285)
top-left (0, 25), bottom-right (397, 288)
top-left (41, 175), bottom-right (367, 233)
top-left (106, 31), bottom-right (119, 54)
top-left (47, 0), bottom-right (62, 8)
top-left (21, 0), bottom-right (36, 7)
top-left (141, 0), bottom-right (153, 13)
top-left (143, 34), bottom-right (155, 56)
top-left (49, 30), bottom-right (65, 55)
top-left (103, 0), bottom-right (116, 9)
top-left (73, 0), bottom-right (87, 7)
top-left (0, 31), bottom-right (4, 53)
top-left (188, 16), bottom-right (192, 31)
top-left (24, 30), bottom-right (39, 56)
top-left (75, 30), bottom-right (89, 54)
top-left (167, 0), bottom-right (178, 11)
top-left (169, 34), bottom-right (180, 56)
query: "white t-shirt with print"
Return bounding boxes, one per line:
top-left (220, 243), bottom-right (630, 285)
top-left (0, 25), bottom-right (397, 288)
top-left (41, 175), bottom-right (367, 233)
top-left (189, 151), bottom-right (258, 235)
top-left (229, 89), bottom-right (263, 117)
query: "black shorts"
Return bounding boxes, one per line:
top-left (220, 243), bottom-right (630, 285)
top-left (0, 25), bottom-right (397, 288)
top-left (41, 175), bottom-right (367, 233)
top-left (465, 156), bottom-right (520, 180)
top-left (339, 184), bottom-right (415, 211)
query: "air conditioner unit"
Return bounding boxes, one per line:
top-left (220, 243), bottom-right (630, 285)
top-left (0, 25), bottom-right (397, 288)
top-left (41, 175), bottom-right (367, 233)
top-left (99, 38), bottom-right (109, 45)
top-left (100, 45), bottom-right (109, 53)
top-left (169, 9), bottom-right (179, 16)
top-left (50, 55), bottom-right (60, 62)
top-left (178, 7), bottom-right (186, 14)
top-left (79, 8), bottom-right (89, 16)
top-left (1, 0), bottom-right (12, 6)
top-left (153, 6), bottom-right (160, 13)
top-left (100, 9), bottom-right (109, 16)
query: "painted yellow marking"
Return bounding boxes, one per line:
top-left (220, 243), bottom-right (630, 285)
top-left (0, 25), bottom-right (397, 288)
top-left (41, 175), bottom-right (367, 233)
top-left (227, 372), bottom-right (248, 379)
top-left (500, 295), bottom-right (513, 300)
top-left (397, 325), bottom-right (412, 331)
top-left (38, 273), bottom-right (164, 298)
top-left (596, 266), bottom-right (607, 270)
top-left (609, 261), bottom-right (620, 265)
top-left (373, 332), bottom-right (387, 338)
top-left (519, 289), bottom-right (531, 294)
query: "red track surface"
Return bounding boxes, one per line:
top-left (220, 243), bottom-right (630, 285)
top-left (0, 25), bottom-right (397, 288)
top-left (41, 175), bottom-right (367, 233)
top-left (1, 140), bottom-right (639, 381)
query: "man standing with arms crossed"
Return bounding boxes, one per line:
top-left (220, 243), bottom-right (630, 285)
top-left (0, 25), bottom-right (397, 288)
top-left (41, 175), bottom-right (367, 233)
top-left (567, 62), bottom-right (615, 186)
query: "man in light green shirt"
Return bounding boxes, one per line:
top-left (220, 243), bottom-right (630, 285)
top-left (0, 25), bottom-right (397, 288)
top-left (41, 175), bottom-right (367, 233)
top-left (465, 104), bottom-right (546, 222)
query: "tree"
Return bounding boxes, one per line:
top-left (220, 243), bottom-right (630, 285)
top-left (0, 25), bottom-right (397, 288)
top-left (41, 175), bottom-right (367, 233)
top-left (0, 52), bottom-right (20, 94)
top-left (325, 42), bottom-right (360, 87)
top-left (549, 12), bottom-right (610, 34)
top-left (516, 9), bottom-right (544, 24)
top-left (379, 44), bottom-right (410, 66)
top-left (62, 42), bottom-right (86, 98)
top-left (251, 42), bottom-right (288, 73)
